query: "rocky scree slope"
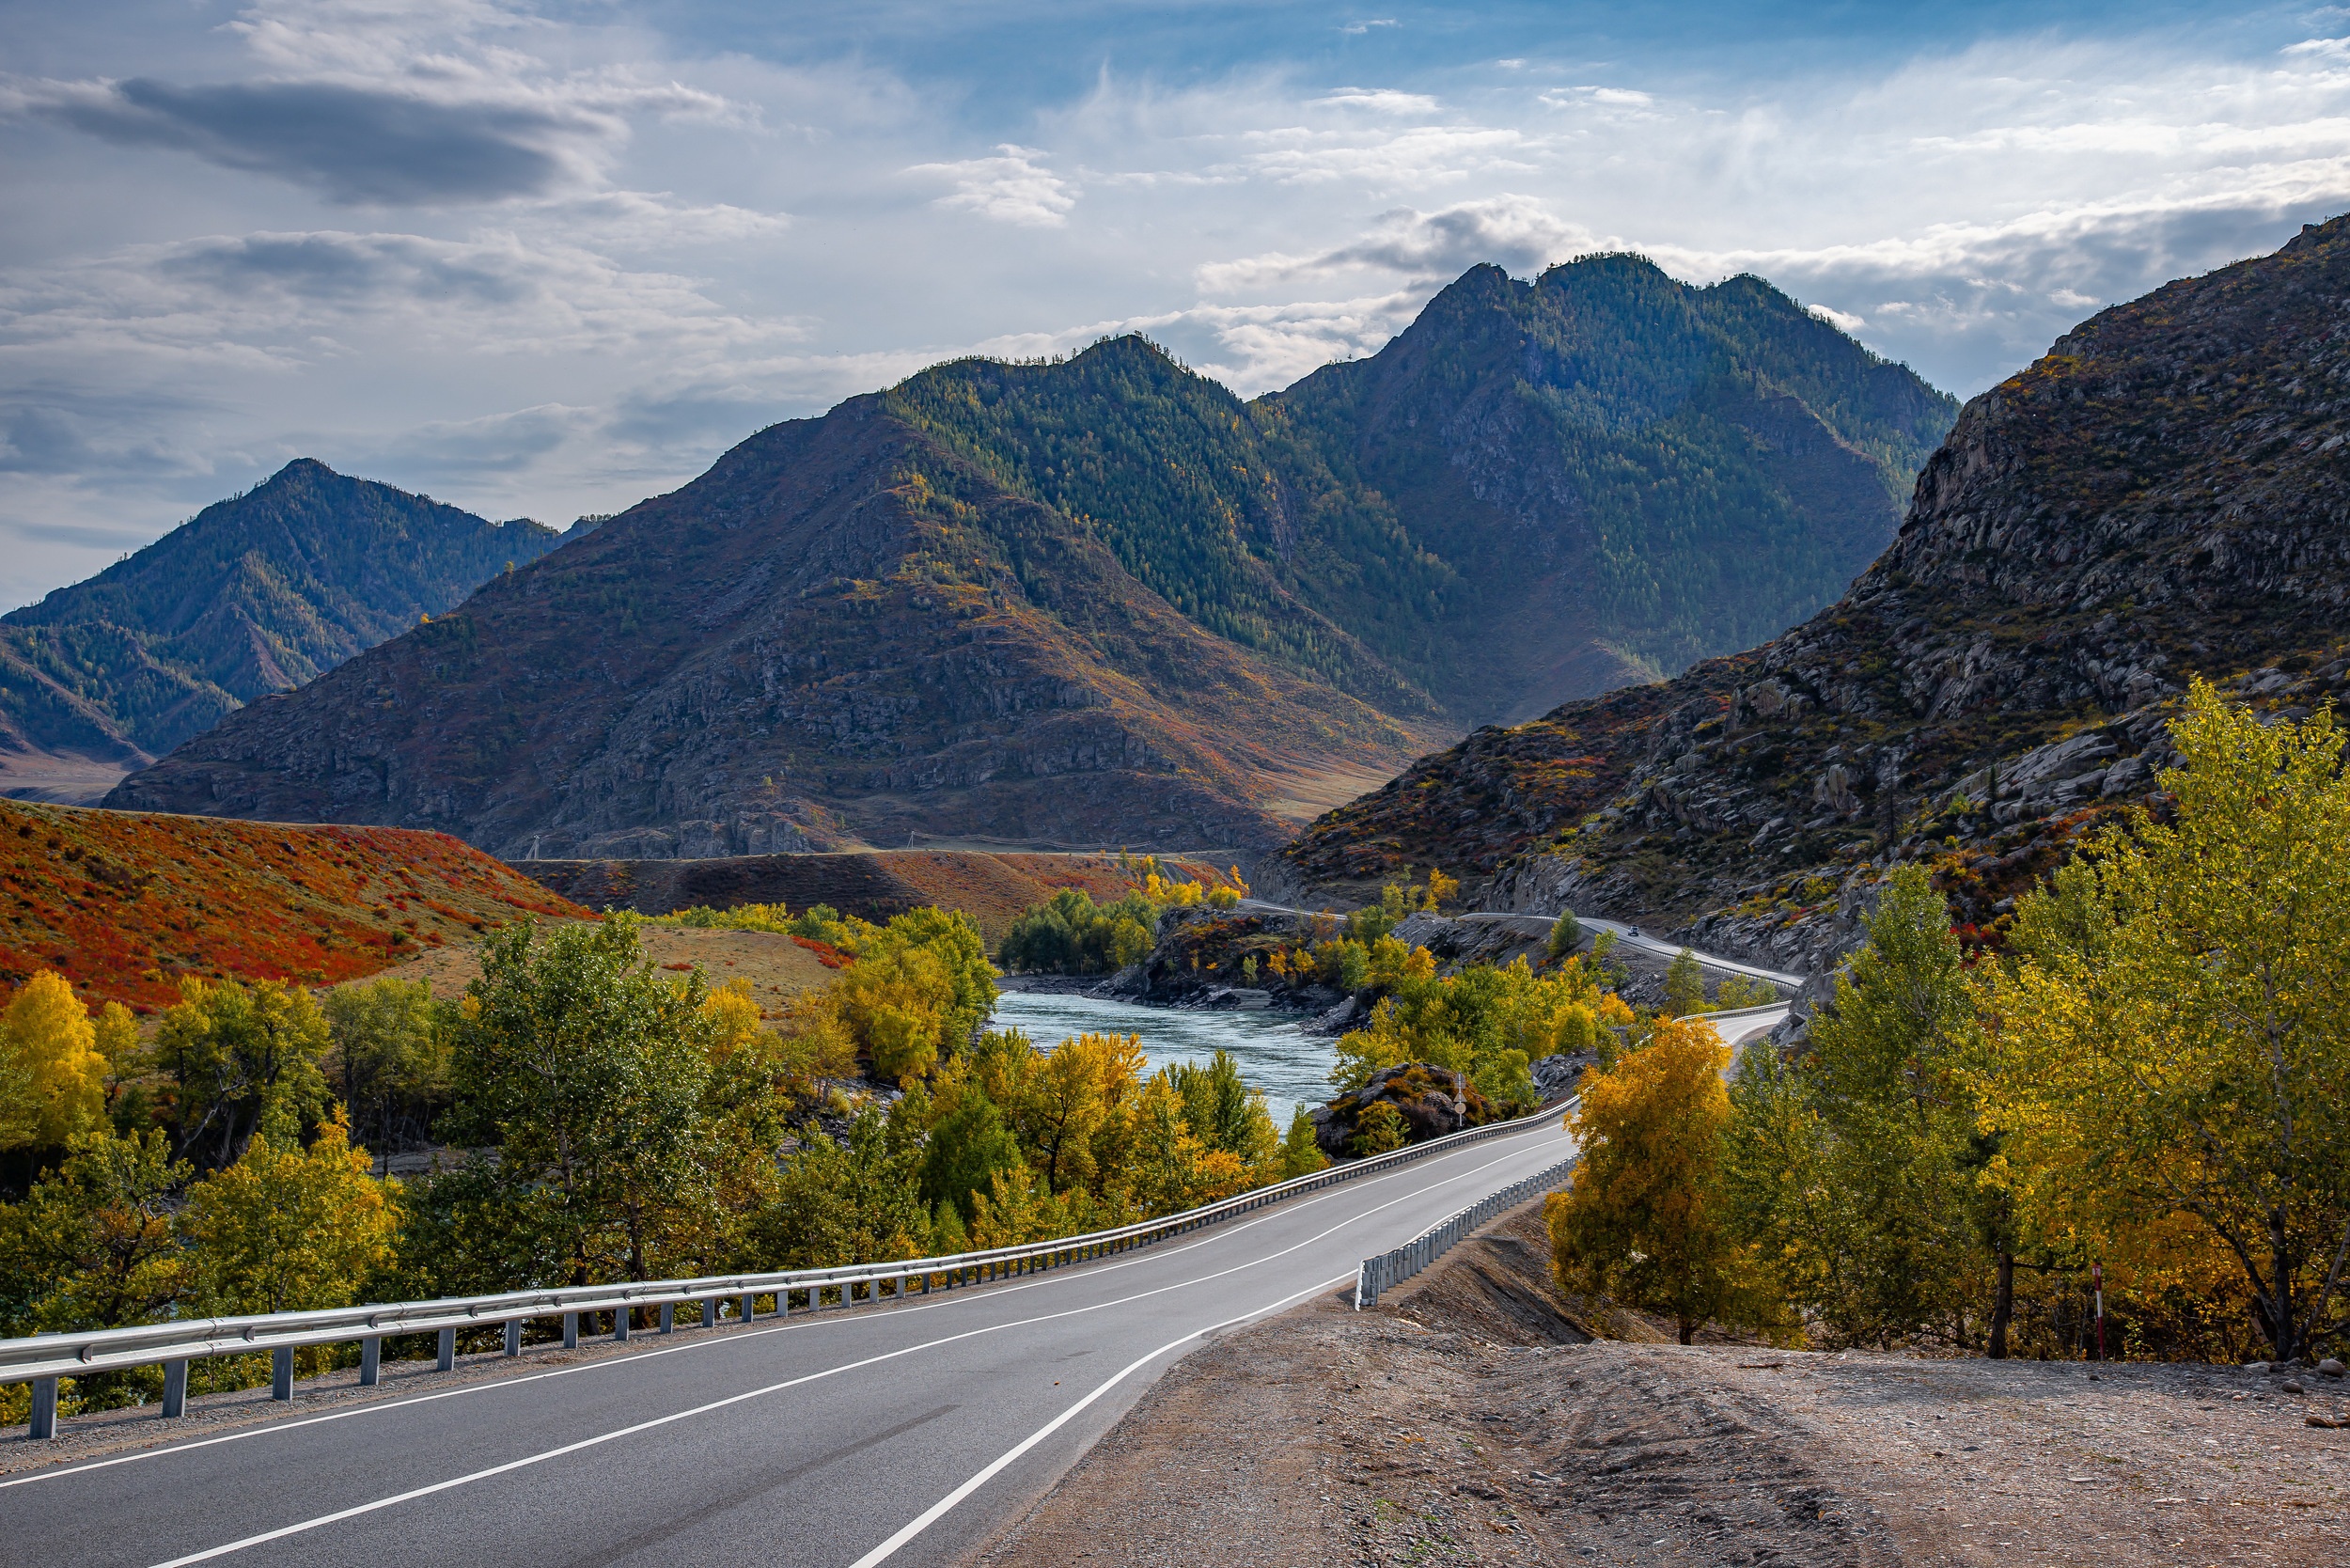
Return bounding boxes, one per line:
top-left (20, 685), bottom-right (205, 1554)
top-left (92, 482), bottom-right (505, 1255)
top-left (1284, 216), bottom-right (2350, 966)
top-left (1, 460), bottom-right (557, 800)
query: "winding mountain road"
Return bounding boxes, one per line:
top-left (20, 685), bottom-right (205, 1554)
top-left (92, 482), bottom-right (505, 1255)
top-left (1, 929), bottom-right (1794, 1568)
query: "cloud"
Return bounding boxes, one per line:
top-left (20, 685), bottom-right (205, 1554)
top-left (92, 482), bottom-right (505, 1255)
top-left (359, 401), bottom-right (595, 478)
top-left (1806, 303), bottom-right (1866, 333)
top-left (1198, 195), bottom-right (1589, 290)
top-left (5, 73), bottom-right (727, 204)
top-left (907, 145), bottom-right (1075, 226)
top-left (1241, 124), bottom-right (1538, 186)
top-left (1312, 88), bottom-right (1438, 114)
top-left (1340, 20), bottom-right (1399, 37)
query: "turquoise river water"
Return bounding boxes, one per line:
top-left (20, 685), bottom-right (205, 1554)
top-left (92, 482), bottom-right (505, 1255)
top-left (987, 989), bottom-right (1336, 1126)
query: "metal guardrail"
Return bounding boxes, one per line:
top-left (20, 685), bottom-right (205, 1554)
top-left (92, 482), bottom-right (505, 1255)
top-left (5, 1094), bottom-right (1575, 1440)
top-left (1354, 1154), bottom-right (1580, 1309)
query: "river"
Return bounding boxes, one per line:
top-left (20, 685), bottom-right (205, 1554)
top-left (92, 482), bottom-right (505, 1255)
top-left (987, 989), bottom-right (1336, 1126)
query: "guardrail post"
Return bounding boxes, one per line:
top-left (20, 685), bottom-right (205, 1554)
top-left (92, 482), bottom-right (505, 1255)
top-left (701, 1297), bottom-right (717, 1328)
top-left (360, 1337), bottom-right (381, 1388)
top-left (739, 1291), bottom-right (754, 1323)
top-left (29, 1375), bottom-right (57, 1439)
top-left (778, 1288), bottom-right (790, 1318)
top-left (272, 1345), bottom-right (293, 1401)
top-left (614, 1307), bottom-right (630, 1342)
top-left (563, 1311), bottom-right (579, 1349)
top-left (660, 1303), bottom-right (674, 1334)
top-left (438, 1326), bottom-right (455, 1372)
top-left (164, 1357), bottom-right (188, 1417)
top-left (503, 1320), bottom-right (523, 1357)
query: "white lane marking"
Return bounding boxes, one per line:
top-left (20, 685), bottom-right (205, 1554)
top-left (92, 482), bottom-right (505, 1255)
top-left (12, 1111), bottom-right (1567, 1494)
top-left (133, 1141), bottom-right (1559, 1566)
top-left (845, 1272), bottom-right (1355, 1568)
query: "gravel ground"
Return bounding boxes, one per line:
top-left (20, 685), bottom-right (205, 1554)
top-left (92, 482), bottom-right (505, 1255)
top-left (967, 1206), bottom-right (2350, 1567)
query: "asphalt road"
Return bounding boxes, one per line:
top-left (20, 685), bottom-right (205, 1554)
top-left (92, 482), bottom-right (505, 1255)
top-left (0, 1101), bottom-right (1580, 1568)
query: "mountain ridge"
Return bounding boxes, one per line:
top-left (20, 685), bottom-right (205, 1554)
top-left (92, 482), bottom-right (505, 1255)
top-left (102, 259), bottom-right (1956, 857)
top-left (1, 460), bottom-right (559, 801)
top-left (1279, 217), bottom-right (2350, 965)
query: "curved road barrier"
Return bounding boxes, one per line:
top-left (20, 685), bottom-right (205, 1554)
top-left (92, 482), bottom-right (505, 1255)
top-left (3, 1091), bottom-right (1576, 1441)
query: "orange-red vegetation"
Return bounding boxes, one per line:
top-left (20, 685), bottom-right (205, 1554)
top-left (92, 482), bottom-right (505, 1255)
top-left (0, 798), bottom-right (588, 1011)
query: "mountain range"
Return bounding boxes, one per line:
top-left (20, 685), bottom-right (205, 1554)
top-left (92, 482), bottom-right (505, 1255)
top-left (101, 257), bottom-right (1954, 856)
top-left (1, 460), bottom-right (559, 803)
top-left (1280, 216), bottom-right (2350, 968)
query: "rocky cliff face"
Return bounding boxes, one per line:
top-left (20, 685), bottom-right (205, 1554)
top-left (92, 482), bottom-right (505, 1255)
top-left (1284, 216), bottom-right (2350, 961)
top-left (2, 460), bottom-right (557, 800)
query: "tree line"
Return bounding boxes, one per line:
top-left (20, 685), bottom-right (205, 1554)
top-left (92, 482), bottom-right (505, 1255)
top-left (1548, 681), bottom-right (2350, 1365)
top-left (0, 899), bottom-right (1327, 1424)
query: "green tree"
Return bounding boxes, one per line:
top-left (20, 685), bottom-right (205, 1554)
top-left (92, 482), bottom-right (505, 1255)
top-left (1546, 913), bottom-right (1584, 964)
top-left (1724, 864), bottom-right (1991, 1350)
top-left (920, 1091), bottom-right (1025, 1223)
top-left (0, 1127), bottom-right (192, 1338)
top-left (446, 915), bottom-right (720, 1286)
top-left (153, 977), bottom-right (333, 1170)
top-left (1171, 1050), bottom-right (1277, 1168)
top-left (756, 1109), bottom-right (932, 1268)
top-left (322, 977), bottom-right (450, 1168)
top-left (1548, 1017), bottom-right (1777, 1344)
top-left (180, 1109), bottom-right (400, 1318)
top-left (1982, 682), bottom-right (2350, 1363)
top-left (1663, 949), bottom-right (1706, 1017)
top-left (1280, 1105), bottom-right (1329, 1178)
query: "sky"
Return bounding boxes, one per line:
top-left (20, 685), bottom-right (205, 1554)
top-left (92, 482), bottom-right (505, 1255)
top-left (4, 1), bottom-right (2348, 611)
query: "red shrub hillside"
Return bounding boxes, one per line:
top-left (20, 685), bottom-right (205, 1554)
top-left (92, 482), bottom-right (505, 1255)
top-left (1, 798), bottom-right (588, 1010)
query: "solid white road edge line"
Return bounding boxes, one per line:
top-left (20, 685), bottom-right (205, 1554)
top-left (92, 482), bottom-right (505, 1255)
top-left (9, 1109), bottom-right (1567, 1494)
top-left (843, 1270), bottom-right (1356, 1568)
top-left (135, 1141), bottom-right (1558, 1567)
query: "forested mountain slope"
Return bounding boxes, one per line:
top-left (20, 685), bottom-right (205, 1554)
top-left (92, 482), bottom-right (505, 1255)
top-left (1, 461), bottom-right (557, 801)
top-left (1260, 257), bottom-right (1956, 719)
top-left (106, 397), bottom-right (1435, 855)
top-left (1281, 218), bottom-right (2350, 958)
top-left (105, 261), bottom-right (1953, 856)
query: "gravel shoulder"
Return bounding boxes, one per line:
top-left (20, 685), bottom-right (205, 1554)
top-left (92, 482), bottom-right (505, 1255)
top-left (966, 1205), bottom-right (2350, 1567)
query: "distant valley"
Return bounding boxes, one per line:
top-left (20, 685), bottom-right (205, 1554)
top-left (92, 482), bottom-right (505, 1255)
top-left (100, 257), bottom-right (1955, 857)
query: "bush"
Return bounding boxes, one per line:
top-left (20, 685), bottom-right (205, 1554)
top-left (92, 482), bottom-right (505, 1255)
top-left (997, 887), bottom-right (1163, 975)
top-left (1350, 1101), bottom-right (1409, 1156)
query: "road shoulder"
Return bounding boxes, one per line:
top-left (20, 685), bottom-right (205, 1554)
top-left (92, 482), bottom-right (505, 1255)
top-left (963, 1204), bottom-right (2350, 1567)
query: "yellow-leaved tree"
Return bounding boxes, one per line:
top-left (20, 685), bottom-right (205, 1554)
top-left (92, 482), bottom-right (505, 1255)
top-left (1980, 680), bottom-right (2350, 1363)
top-left (2, 970), bottom-right (112, 1152)
top-left (1546, 1016), bottom-right (1779, 1344)
top-left (180, 1109), bottom-right (401, 1320)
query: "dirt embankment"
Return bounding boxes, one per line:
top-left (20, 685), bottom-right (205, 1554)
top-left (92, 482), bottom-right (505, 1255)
top-left (969, 1207), bottom-right (2350, 1567)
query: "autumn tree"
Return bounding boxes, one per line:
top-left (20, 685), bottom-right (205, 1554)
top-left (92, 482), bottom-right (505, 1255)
top-left (153, 977), bottom-right (333, 1170)
top-left (180, 1109), bottom-right (400, 1318)
top-left (2, 970), bottom-right (110, 1152)
top-left (1548, 1016), bottom-right (1776, 1344)
top-left (1280, 1105), bottom-right (1329, 1178)
top-left (1980, 682), bottom-right (2350, 1363)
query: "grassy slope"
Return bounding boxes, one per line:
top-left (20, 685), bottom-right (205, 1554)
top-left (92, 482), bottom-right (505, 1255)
top-left (2, 799), bottom-right (587, 1011)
